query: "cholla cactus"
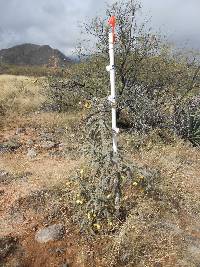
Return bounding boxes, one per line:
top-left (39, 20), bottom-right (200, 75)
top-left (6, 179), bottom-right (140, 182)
top-left (174, 94), bottom-right (200, 146)
top-left (188, 113), bottom-right (200, 146)
top-left (73, 97), bottom-right (157, 233)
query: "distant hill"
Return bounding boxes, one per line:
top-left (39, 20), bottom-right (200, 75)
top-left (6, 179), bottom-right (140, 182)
top-left (0, 44), bottom-right (72, 67)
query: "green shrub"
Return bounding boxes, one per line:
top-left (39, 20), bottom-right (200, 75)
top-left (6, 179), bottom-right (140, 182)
top-left (44, 76), bottom-right (84, 112)
top-left (79, 0), bottom-right (200, 146)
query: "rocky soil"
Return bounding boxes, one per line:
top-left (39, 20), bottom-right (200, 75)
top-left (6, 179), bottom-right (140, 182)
top-left (1, 113), bottom-right (200, 267)
top-left (0, 118), bottom-right (87, 267)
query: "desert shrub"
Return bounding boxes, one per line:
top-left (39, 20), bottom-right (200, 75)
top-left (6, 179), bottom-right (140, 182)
top-left (44, 76), bottom-right (85, 112)
top-left (70, 57), bottom-right (109, 98)
top-left (44, 56), bottom-right (109, 112)
top-left (44, 0), bottom-right (200, 147)
top-left (71, 98), bottom-right (158, 233)
top-left (78, 0), bottom-right (200, 146)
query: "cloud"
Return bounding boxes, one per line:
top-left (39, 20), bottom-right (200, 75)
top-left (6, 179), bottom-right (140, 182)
top-left (141, 0), bottom-right (200, 49)
top-left (0, 0), bottom-right (95, 55)
top-left (0, 0), bottom-right (199, 55)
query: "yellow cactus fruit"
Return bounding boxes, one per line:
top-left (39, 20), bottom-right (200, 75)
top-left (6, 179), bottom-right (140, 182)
top-left (132, 181), bottom-right (138, 186)
top-left (93, 223), bottom-right (101, 230)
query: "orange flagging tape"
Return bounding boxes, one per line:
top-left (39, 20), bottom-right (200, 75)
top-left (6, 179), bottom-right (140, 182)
top-left (108, 16), bottom-right (116, 43)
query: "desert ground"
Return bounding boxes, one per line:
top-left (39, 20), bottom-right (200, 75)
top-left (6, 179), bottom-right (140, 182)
top-left (0, 75), bottom-right (200, 267)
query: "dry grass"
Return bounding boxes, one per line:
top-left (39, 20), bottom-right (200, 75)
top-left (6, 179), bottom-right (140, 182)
top-left (1, 75), bottom-right (200, 266)
top-left (132, 139), bottom-right (200, 212)
top-left (1, 111), bottom-right (83, 133)
top-left (0, 74), bottom-right (84, 132)
top-left (21, 111), bottom-right (83, 129)
top-left (107, 138), bottom-right (200, 267)
top-left (0, 74), bottom-right (46, 116)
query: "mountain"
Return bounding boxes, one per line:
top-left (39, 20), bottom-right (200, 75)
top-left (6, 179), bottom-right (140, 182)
top-left (0, 43), bottom-right (71, 67)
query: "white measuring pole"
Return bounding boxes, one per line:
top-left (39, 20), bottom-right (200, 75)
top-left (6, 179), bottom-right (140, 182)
top-left (107, 31), bottom-right (119, 155)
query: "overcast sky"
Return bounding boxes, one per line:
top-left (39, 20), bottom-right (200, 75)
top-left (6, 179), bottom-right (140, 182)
top-left (0, 0), bottom-right (199, 56)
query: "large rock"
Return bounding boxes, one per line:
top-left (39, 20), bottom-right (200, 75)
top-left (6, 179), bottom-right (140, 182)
top-left (35, 224), bottom-right (65, 243)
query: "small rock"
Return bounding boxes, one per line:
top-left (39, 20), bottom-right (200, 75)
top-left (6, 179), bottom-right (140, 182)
top-left (40, 132), bottom-right (54, 141)
top-left (27, 139), bottom-right (34, 147)
top-left (49, 247), bottom-right (65, 255)
top-left (0, 189), bottom-right (5, 196)
top-left (60, 263), bottom-right (70, 267)
top-left (0, 170), bottom-right (14, 184)
top-left (0, 144), bottom-right (7, 154)
top-left (56, 127), bottom-right (65, 134)
top-left (15, 127), bottom-right (25, 135)
top-left (35, 224), bottom-right (65, 243)
top-left (58, 143), bottom-right (65, 151)
top-left (40, 141), bottom-right (56, 149)
top-left (49, 151), bottom-right (65, 158)
top-left (0, 170), bottom-right (9, 178)
top-left (27, 148), bottom-right (37, 158)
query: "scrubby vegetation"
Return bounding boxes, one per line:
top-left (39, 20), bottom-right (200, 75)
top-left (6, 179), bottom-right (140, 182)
top-left (47, 1), bottom-right (200, 145)
top-left (0, 62), bottom-right (69, 77)
top-left (44, 0), bottom-right (200, 233)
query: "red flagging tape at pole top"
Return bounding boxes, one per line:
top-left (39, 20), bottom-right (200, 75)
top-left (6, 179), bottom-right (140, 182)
top-left (108, 16), bottom-right (116, 43)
